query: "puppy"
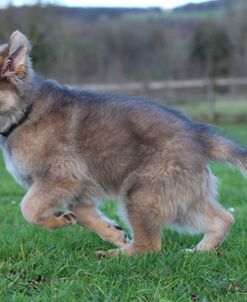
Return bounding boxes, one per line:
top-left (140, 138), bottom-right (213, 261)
top-left (0, 31), bottom-right (245, 257)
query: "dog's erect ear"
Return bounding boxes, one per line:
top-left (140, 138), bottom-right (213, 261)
top-left (1, 31), bottom-right (31, 80)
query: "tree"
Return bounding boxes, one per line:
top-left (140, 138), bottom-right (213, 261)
top-left (191, 21), bottom-right (232, 77)
top-left (190, 21), bottom-right (232, 119)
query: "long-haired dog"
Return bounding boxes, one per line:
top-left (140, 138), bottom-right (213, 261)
top-left (0, 31), bottom-right (246, 257)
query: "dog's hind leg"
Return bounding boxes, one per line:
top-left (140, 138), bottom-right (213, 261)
top-left (72, 206), bottom-right (129, 248)
top-left (21, 180), bottom-right (78, 229)
top-left (195, 204), bottom-right (234, 251)
top-left (182, 169), bottom-right (234, 252)
top-left (178, 200), bottom-right (234, 252)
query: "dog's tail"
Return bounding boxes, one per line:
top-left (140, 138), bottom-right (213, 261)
top-left (204, 128), bottom-right (247, 177)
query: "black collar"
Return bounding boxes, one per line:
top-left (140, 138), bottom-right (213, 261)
top-left (0, 105), bottom-right (33, 138)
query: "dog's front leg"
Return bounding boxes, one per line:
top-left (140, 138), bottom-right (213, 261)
top-left (72, 206), bottom-right (129, 248)
top-left (20, 181), bottom-right (77, 229)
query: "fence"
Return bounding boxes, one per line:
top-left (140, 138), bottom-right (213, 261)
top-left (79, 78), bottom-right (247, 120)
top-left (82, 78), bottom-right (247, 91)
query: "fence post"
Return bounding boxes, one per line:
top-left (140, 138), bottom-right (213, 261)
top-left (143, 80), bottom-right (150, 96)
top-left (206, 78), bottom-right (215, 120)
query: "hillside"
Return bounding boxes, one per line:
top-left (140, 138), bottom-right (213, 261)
top-left (0, 5), bottom-right (163, 23)
top-left (0, 1), bottom-right (232, 24)
top-left (174, 0), bottom-right (232, 12)
top-left (0, 0), bottom-right (246, 85)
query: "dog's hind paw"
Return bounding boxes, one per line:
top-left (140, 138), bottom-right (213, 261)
top-left (183, 248), bottom-right (196, 253)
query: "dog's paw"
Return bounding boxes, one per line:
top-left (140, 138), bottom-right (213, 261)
top-left (113, 224), bottom-right (130, 247)
top-left (54, 210), bottom-right (77, 225)
top-left (96, 248), bottom-right (122, 259)
top-left (96, 250), bottom-right (107, 260)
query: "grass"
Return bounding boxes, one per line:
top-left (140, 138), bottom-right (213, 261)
top-left (0, 123), bottom-right (247, 301)
top-left (176, 98), bottom-right (247, 118)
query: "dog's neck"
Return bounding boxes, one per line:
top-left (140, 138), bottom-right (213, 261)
top-left (0, 104), bottom-right (33, 138)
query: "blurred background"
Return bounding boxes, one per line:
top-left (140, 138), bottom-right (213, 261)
top-left (1, 0), bottom-right (247, 122)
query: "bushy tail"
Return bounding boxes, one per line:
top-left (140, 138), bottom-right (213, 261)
top-left (206, 132), bottom-right (247, 177)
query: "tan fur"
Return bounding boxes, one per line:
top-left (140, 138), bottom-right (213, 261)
top-left (15, 65), bottom-right (27, 78)
top-left (0, 31), bottom-right (244, 258)
top-left (73, 206), bottom-right (129, 247)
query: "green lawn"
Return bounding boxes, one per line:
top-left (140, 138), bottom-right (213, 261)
top-left (0, 124), bottom-right (247, 301)
top-left (177, 99), bottom-right (247, 118)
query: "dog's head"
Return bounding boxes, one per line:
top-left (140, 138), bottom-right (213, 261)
top-left (0, 31), bottom-right (32, 132)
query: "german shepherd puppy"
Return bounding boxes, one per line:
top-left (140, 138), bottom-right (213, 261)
top-left (0, 31), bottom-right (245, 257)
